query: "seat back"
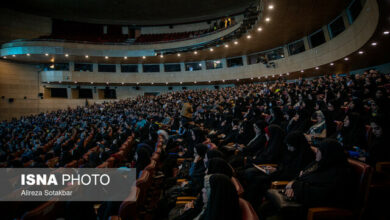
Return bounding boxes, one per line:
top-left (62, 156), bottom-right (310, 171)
top-left (231, 177), bottom-right (244, 197)
top-left (119, 187), bottom-right (140, 220)
top-left (136, 170), bottom-right (151, 206)
top-left (239, 198), bottom-right (259, 220)
top-left (348, 159), bottom-right (373, 216)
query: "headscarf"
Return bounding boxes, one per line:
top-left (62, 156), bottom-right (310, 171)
top-left (203, 174), bottom-right (241, 220)
top-left (195, 144), bottom-right (208, 158)
top-left (207, 158), bottom-right (233, 178)
top-left (317, 139), bottom-right (348, 171)
top-left (136, 146), bottom-right (151, 177)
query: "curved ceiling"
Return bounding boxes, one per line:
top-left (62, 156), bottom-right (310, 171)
top-left (4, 0), bottom-right (255, 25)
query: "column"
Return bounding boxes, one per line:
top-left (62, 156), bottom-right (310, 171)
top-left (303, 37), bottom-right (310, 50)
top-left (342, 10), bottom-right (351, 28)
top-left (322, 25), bottom-right (331, 41)
top-left (242, 55), bottom-right (248, 66)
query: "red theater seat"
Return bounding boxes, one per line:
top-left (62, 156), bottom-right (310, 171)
top-left (239, 198), bottom-right (259, 220)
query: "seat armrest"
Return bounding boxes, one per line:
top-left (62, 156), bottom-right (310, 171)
top-left (257, 164), bottom-right (278, 168)
top-left (109, 216), bottom-right (121, 220)
top-left (307, 207), bottom-right (353, 220)
top-left (177, 196), bottom-right (197, 201)
top-left (176, 201), bottom-right (190, 206)
top-left (271, 181), bottom-right (290, 189)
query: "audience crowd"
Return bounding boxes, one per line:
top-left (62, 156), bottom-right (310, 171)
top-left (0, 70), bottom-right (389, 219)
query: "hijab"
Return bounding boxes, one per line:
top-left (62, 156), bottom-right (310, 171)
top-left (317, 139), bottom-right (348, 171)
top-left (136, 146), bottom-right (151, 177)
top-left (203, 174), bottom-right (241, 220)
top-left (207, 158), bottom-right (233, 178)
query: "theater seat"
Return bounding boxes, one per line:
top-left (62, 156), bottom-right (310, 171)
top-left (239, 198), bottom-right (259, 220)
top-left (116, 187), bottom-right (140, 220)
top-left (21, 200), bottom-right (65, 220)
top-left (307, 159), bottom-right (373, 220)
top-left (232, 177), bottom-right (244, 197)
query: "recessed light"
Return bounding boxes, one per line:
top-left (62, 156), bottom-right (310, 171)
top-left (247, 35), bottom-right (251, 39)
top-left (251, 77), bottom-right (254, 80)
top-left (358, 51), bottom-right (364, 54)
top-left (257, 27), bottom-right (262, 32)
top-left (371, 42), bottom-right (377, 46)
top-left (208, 81), bottom-right (211, 83)
top-left (265, 75), bottom-right (268, 78)
top-left (85, 55), bottom-right (89, 58)
top-left (121, 82), bottom-right (124, 85)
top-left (344, 57), bottom-right (349, 61)
top-left (136, 82), bottom-right (139, 85)
top-left (12, 55), bottom-right (15, 57)
top-left (27, 54), bottom-right (30, 56)
top-left (224, 44), bottom-right (229, 48)
top-left (265, 17), bottom-right (271, 22)
top-left (301, 70), bottom-right (304, 73)
top-left (3, 56), bottom-right (6, 59)
top-left (151, 82), bottom-right (154, 85)
top-left (165, 82), bottom-right (168, 85)
top-left (91, 82), bottom-right (94, 84)
top-left (194, 81), bottom-right (197, 84)
top-left (160, 54), bottom-right (164, 58)
top-left (210, 48), bottom-right (214, 52)
top-left (272, 75), bottom-right (275, 77)
top-left (194, 51), bottom-right (198, 55)
top-left (105, 56), bottom-right (108, 59)
top-left (287, 72), bottom-right (290, 75)
top-left (384, 31), bottom-right (389, 35)
top-left (74, 81), bottom-right (78, 84)
top-left (222, 80), bottom-right (225, 82)
top-left (45, 53), bottom-right (49, 56)
top-left (177, 53), bottom-right (181, 57)
top-left (142, 56), bottom-right (146, 59)
top-left (236, 79), bottom-right (239, 81)
top-left (180, 82), bottom-right (183, 84)
top-left (330, 63), bottom-right (334, 66)
top-left (315, 67), bottom-right (319, 70)
top-left (106, 82), bottom-right (109, 84)
top-left (234, 41), bottom-right (238, 45)
top-left (124, 56), bottom-right (127, 59)
top-left (268, 5), bottom-right (274, 9)
top-left (65, 54), bottom-right (69, 57)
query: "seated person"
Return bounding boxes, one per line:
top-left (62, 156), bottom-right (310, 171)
top-left (305, 110), bottom-right (327, 146)
top-left (244, 131), bottom-right (315, 208)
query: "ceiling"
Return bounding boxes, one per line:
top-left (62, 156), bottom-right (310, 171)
top-left (3, 0), bottom-right (390, 79)
top-left (3, 0), bottom-right (255, 25)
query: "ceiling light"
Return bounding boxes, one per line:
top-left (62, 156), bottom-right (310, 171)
top-left (265, 17), bottom-right (271, 22)
top-left (272, 75), bottom-right (275, 77)
top-left (371, 42), bottom-right (377, 46)
top-left (85, 55), bottom-right (89, 58)
top-left (136, 82), bottom-right (139, 85)
top-left (151, 82), bottom-right (154, 85)
top-left (257, 27), bottom-right (262, 32)
top-left (268, 5), bottom-right (274, 9)
top-left (301, 70), bottom-right (304, 73)
top-left (344, 57), bottom-right (349, 61)
top-left (91, 82), bottom-right (94, 84)
top-left (124, 56), bottom-right (127, 59)
top-left (194, 81), bottom-right (197, 84)
top-left (265, 75), bottom-right (268, 78)
top-left (12, 55), bottom-right (15, 57)
top-left (50, 58), bottom-right (55, 62)
top-left (251, 77), bottom-right (254, 80)
top-left (26, 54), bottom-right (30, 56)
top-left (142, 56), bottom-right (146, 59)
top-left (105, 56), bottom-right (108, 59)
top-left (384, 31), bottom-right (389, 35)
top-left (247, 35), bottom-right (251, 39)
top-left (199, 63), bottom-right (202, 67)
top-left (177, 53), bottom-right (181, 57)
top-left (315, 67), bottom-right (319, 70)
top-left (330, 63), bottom-right (334, 66)
top-left (210, 48), bottom-right (214, 52)
top-left (160, 54), bottom-right (164, 58)
top-left (234, 41), bottom-right (238, 45)
top-left (45, 53), bottom-right (49, 56)
top-left (59, 81), bottom-right (62, 83)
top-left (106, 82), bottom-right (109, 84)
top-left (50, 64), bottom-right (54, 69)
top-left (358, 51), bottom-right (364, 54)
top-left (222, 79), bottom-right (225, 82)
top-left (74, 81), bottom-right (77, 84)
top-left (180, 82), bottom-right (183, 84)
top-left (287, 72), bottom-right (290, 75)
top-left (236, 79), bottom-right (239, 81)
top-left (121, 82), bottom-right (124, 85)
top-left (194, 51), bottom-right (198, 55)
top-left (257, 76), bottom-right (261, 79)
top-left (208, 81), bottom-right (211, 83)
top-left (65, 54), bottom-right (69, 57)
top-left (165, 82), bottom-right (168, 85)
top-left (3, 56), bottom-right (6, 59)
top-left (224, 44), bottom-right (229, 48)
